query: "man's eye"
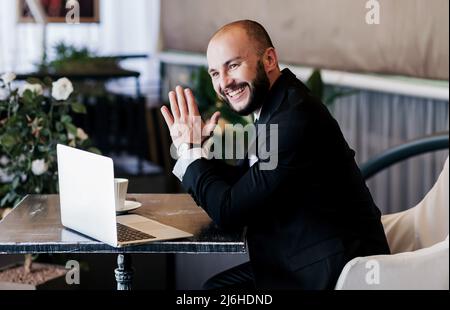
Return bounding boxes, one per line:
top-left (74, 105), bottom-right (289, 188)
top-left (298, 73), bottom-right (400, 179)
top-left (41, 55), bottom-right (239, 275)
top-left (211, 72), bottom-right (219, 78)
top-left (229, 63), bottom-right (239, 70)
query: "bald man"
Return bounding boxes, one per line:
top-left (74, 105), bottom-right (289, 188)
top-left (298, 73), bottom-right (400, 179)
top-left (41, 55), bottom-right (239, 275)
top-left (161, 20), bottom-right (390, 289)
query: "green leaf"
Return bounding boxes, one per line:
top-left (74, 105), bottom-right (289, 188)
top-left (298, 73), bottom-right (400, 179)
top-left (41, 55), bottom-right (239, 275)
top-left (11, 177), bottom-right (20, 189)
top-left (71, 102), bottom-right (87, 114)
top-left (60, 115), bottom-right (72, 124)
top-left (38, 145), bottom-right (49, 153)
top-left (55, 122), bottom-right (64, 132)
top-left (26, 78), bottom-right (44, 86)
top-left (1, 192), bottom-right (11, 208)
top-left (22, 90), bottom-right (34, 106)
top-left (306, 69), bottom-right (324, 101)
top-left (65, 123), bottom-right (77, 136)
top-left (88, 147), bottom-right (102, 155)
top-left (41, 128), bottom-right (50, 137)
top-left (0, 134), bottom-right (17, 149)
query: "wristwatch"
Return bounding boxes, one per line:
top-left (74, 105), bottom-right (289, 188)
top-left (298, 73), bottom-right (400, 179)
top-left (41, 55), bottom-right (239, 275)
top-left (177, 142), bottom-right (192, 157)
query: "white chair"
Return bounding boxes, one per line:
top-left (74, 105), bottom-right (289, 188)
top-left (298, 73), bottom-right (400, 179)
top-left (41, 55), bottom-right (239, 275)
top-left (335, 157), bottom-right (449, 290)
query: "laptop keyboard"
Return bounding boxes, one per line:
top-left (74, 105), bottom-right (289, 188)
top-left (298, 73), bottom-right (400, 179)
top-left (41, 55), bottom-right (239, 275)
top-left (116, 222), bottom-right (156, 242)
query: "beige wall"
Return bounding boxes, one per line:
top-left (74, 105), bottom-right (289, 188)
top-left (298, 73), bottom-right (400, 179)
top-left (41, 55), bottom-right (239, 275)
top-left (161, 0), bottom-right (449, 80)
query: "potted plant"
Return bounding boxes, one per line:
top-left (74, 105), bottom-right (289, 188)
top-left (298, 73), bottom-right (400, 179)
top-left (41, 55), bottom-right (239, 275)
top-left (305, 69), bottom-right (358, 107)
top-left (0, 72), bottom-right (98, 289)
top-left (39, 42), bottom-right (125, 76)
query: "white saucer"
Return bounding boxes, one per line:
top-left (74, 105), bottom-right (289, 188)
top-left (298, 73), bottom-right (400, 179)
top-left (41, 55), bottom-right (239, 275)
top-left (116, 200), bottom-right (142, 215)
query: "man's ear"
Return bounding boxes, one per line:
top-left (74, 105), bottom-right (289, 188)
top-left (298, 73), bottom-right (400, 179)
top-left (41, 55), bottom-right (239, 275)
top-left (263, 48), bottom-right (278, 73)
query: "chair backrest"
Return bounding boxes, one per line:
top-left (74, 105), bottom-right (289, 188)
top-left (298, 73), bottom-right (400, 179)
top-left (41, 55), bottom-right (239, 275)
top-left (383, 156), bottom-right (449, 252)
top-left (411, 156), bottom-right (449, 249)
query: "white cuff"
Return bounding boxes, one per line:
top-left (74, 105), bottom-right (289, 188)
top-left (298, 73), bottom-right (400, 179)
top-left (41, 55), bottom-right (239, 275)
top-left (172, 138), bottom-right (213, 181)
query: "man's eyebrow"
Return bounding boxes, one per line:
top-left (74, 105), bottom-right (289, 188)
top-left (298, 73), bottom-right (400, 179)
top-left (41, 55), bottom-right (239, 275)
top-left (208, 57), bottom-right (243, 74)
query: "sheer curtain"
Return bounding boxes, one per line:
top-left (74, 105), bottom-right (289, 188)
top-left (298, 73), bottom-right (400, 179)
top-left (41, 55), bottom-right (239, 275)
top-left (330, 89), bottom-right (449, 214)
top-left (0, 0), bottom-right (161, 97)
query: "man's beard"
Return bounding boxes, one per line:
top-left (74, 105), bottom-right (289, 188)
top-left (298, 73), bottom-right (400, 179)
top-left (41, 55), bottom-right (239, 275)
top-left (219, 61), bottom-right (270, 116)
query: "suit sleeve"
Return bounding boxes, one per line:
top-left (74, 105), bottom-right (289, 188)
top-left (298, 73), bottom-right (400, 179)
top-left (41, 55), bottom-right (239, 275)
top-left (182, 108), bottom-right (308, 230)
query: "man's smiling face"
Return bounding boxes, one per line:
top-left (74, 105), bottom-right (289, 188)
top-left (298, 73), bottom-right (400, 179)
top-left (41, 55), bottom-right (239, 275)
top-left (207, 27), bottom-right (270, 116)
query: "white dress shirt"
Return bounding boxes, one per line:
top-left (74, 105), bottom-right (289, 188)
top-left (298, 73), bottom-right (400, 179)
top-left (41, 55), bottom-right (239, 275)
top-left (248, 107), bottom-right (261, 168)
top-left (172, 108), bottom-right (262, 181)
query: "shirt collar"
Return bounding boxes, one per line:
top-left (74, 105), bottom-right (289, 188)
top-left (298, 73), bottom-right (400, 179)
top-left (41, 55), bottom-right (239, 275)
top-left (253, 107), bottom-right (262, 122)
top-left (254, 68), bottom-right (295, 125)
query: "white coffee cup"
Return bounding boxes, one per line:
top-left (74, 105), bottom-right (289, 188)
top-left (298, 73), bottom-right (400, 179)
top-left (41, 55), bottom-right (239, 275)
top-left (114, 178), bottom-right (129, 211)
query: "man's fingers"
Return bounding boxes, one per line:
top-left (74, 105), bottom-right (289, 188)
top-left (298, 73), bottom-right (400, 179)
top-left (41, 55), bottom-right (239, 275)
top-left (210, 111), bottom-right (221, 125)
top-left (160, 106), bottom-right (174, 127)
top-left (184, 88), bottom-right (200, 116)
top-left (168, 91), bottom-right (180, 120)
top-left (204, 111), bottom-right (221, 136)
top-left (176, 85), bottom-right (188, 118)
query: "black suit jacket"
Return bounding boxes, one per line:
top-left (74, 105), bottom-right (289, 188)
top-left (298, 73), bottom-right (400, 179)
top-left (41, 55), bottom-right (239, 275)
top-left (182, 69), bottom-right (390, 289)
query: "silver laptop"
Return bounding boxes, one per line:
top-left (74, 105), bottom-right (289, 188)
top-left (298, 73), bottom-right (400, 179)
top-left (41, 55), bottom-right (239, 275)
top-left (56, 144), bottom-right (193, 247)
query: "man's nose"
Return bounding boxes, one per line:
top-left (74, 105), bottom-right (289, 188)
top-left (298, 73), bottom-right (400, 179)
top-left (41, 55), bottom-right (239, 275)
top-left (220, 74), bottom-right (234, 90)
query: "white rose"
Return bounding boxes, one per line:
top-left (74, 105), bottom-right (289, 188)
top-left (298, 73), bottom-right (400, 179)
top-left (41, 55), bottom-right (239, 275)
top-left (0, 168), bottom-right (13, 183)
top-left (0, 156), bottom-right (9, 166)
top-left (1, 72), bottom-right (16, 84)
top-left (0, 87), bottom-right (9, 100)
top-left (76, 128), bottom-right (88, 141)
top-left (68, 132), bottom-right (75, 140)
top-left (19, 83), bottom-right (43, 97)
top-left (31, 159), bottom-right (48, 176)
top-left (52, 78), bottom-right (73, 101)
top-left (18, 154), bottom-right (26, 163)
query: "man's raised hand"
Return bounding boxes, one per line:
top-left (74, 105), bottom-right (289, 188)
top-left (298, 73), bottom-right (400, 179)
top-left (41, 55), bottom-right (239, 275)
top-left (160, 85), bottom-right (221, 149)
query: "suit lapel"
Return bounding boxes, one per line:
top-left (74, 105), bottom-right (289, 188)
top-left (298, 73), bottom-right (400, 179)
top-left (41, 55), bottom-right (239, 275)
top-left (257, 68), bottom-right (293, 125)
top-left (244, 69), bottom-right (294, 161)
